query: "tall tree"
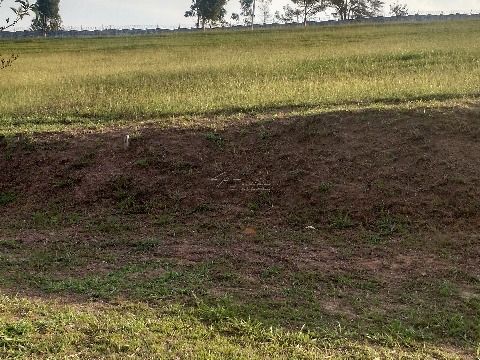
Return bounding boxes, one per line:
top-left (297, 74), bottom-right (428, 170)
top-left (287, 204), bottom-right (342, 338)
top-left (257, 0), bottom-right (272, 24)
top-left (31, 0), bottom-right (61, 35)
top-left (328, 0), bottom-right (384, 20)
top-left (239, 0), bottom-right (255, 28)
top-left (185, 0), bottom-right (228, 29)
top-left (1, 0), bottom-right (31, 69)
top-left (185, 0), bottom-right (202, 28)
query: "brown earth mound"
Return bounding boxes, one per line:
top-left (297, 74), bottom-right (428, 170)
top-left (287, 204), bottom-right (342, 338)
top-left (1, 106), bottom-right (479, 231)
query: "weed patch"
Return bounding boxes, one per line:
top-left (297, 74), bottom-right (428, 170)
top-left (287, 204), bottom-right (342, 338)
top-left (0, 192), bottom-right (16, 206)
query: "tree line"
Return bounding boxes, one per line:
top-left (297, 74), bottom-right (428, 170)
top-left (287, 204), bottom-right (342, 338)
top-left (186, 0), bottom-right (410, 29)
top-left (0, 0), bottom-right (409, 68)
top-left (1, 0), bottom-right (410, 37)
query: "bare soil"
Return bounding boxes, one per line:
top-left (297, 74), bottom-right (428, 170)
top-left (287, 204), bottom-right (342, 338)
top-left (1, 106), bottom-right (479, 293)
top-left (1, 106), bottom-right (479, 231)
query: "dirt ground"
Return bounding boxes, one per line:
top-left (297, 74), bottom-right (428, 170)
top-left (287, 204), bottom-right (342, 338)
top-left (2, 106), bottom-right (479, 228)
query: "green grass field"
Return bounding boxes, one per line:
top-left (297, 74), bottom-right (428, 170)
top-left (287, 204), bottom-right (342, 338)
top-left (1, 20), bottom-right (480, 359)
top-left (0, 20), bottom-right (479, 132)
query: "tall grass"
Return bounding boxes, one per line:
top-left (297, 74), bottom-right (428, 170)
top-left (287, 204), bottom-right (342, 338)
top-left (0, 20), bottom-right (479, 129)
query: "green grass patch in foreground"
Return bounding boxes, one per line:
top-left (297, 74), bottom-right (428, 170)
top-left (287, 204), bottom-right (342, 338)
top-left (0, 20), bottom-right (479, 131)
top-left (0, 295), bottom-right (473, 359)
top-left (0, 233), bottom-right (479, 359)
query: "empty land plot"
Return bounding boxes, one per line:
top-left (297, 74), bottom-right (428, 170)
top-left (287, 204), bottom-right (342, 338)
top-left (0, 20), bottom-right (479, 359)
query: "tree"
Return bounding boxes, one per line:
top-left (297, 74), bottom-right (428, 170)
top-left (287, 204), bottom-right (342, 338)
top-left (328, 0), bottom-right (384, 20)
top-left (230, 12), bottom-right (240, 25)
top-left (31, 0), bottom-right (62, 35)
top-left (1, 0), bottom-right (31, 69)
top-left (185, 0), bottom-right (228, 29)
top-left (257, 0), bottom-right (272, 24)
top-left (1, 0), bottom-right (30, 31)
top-left (239, 0), bottom-right (255, 28)
top-left (275, 5), bottom-right (302, 24)
top-left (282, 0), bottom-right (326, 26)
top-left (390, 2), bottom-right (408, 17)
top-left (185, 0), bottom-right (201, 28)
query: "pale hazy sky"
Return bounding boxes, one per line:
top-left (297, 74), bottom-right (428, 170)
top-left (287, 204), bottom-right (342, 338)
top-left (2, 0), bottom-right (480, 29)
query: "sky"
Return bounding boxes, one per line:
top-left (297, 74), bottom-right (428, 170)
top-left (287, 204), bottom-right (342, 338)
top-left (2, 0), bottom-right (480, 30)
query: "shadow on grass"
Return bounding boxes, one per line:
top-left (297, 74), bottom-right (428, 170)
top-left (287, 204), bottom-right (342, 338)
top-left (2, 92), bottom-right (479, 130)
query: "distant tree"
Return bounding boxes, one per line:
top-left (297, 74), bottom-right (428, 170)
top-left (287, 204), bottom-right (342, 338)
top-left (31, 0), bottom-right (62, 35)
top-left (273, 10), bottom-right (283, 23)
top-left (275, 5), bottom-right (302, 23)
top-left (1, 0), bottom-right (31, 69)
top-left (185, 0), bottom-right (202, 28)
top-left (230, 12), bottom-right (240, 25)
top-left (239, 0), bottom-right (255, 28)
top-left (390, 2), bottom-right (408, 17)
top-left (280, 0), bottom-right (326, 26)
top-left (257, 0), bottom-right (272, 24)
top-left (204, 0), bottom-right (228, 27)
top-left (328, 0), bottom-right (384, 20)
top-left (185, 0), bottom-right (228, 29)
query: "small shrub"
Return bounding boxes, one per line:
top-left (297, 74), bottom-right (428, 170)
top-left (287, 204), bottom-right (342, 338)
top-left (318, 182), bottom-right (333, 193)
top-left (134, 158), bottom-right (150, 168)
top-left (205, 132), bottom-right (225, 147)
top-left (330, 212), bottom-right (353, 229)
top-left (53, 177), bottom-right (80, 189)
top-left (107, 176), bottom-right (150, 214)
top-left (0, 192), bottom-right (16, 206)
top-left (375, 212), bottom-right (407, 237)
top-left (70, 152), bottom-right (96, 170)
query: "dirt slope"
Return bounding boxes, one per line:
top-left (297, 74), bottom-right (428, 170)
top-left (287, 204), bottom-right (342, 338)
top-left (1, 106), bottom-right (479, 231)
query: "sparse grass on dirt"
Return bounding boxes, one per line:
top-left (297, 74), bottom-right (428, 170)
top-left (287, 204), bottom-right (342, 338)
top-left (1, 19), bottom-right (480, 359)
